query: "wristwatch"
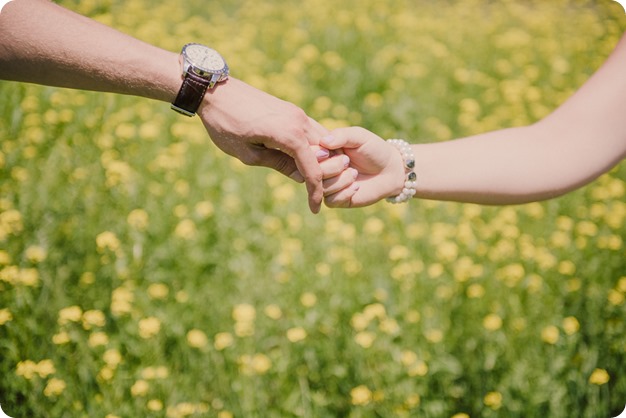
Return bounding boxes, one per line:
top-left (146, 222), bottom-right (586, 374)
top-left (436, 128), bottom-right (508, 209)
top-left (171, 43), bottom-right (229, 117)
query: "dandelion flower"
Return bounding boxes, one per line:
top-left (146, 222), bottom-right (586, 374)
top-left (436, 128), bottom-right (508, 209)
top-left (138, 317), bottom-right (161, 339)
top-left (44, 378), bottom-right (66, 397)
top-left (589, 368), bottom-right (610, 385)
top-left (36, 359), bottom-right (56, 378)
top-left (82, 309), bottom-right (106, 329)
top-left (562, 316), bottom-right (580, 335)
top-left (147, 283), bottom-right (169, 300)
top-left (131, 380), bottom-right (149, 397)
top-left (484, 391), bottom-right (502, 410)
top-left (147, 399), bottom-right (163, 412)
top-left (483, 314), bottom-right (503, 331)
top-left (88, 332), bottom-right (109, 347)
top-left (232, 303), bottom-right (256, 322)
top-left (58, 305), bottom-right (83, 325)
top-left (214, 332), bottom-right (234, 351)
top-left (354, 331), bottom-right (376, 348)
top-left (350, 385), bottom-right (372, 406)
top-left (186, 329), bottom-right (208, 349)
top-left (25, 245), bottom-right (47, 263)
top-left (300, 292), bottom-right (317, 307)
top-left (286, 327), bottom-right (307, 343)
top-left (0, 308), bottom-right (13, 325)
top-left (541, 325), bottom-right (559, 345)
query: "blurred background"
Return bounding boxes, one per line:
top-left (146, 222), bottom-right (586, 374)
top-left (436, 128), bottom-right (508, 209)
top-left (1, 0), bottom-right (625, 417)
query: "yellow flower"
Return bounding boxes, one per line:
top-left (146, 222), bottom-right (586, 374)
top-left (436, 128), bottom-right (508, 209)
top-left (483, 314), bottom-right (503, 331)
top-left (562, 316), bottom-right (580, 335)
top-left (36, 359), bottom-right (56, 378)
top-left (52, 331), bottom-right (70, 345)
top-left (44, 378), bottom-right (66, 397)
top-left (186, 329), bottom-right (209, 349)
top-left (363, 217), bottom-right (384, 235)
top-left (111, 286), bottom-right (134, 316)
top-left (195, 201), bottom-right (215, 219)
top-left (407, 361), bottom-right (429, 377)
top-left (389, 245), bottom-right (410, 260)
top-left (541, 325), bottom-right (560, 345)
top-left (239, 354), bottom-right (272, 375)
top-left (16, 360), bottom-right (37, 379)
top-left (25, 245), bottom-right (47, 263)
top-left (99, 366), bottom-right (114, 381)
top-left (363, 303), bottom-right (386, 321)
top-left (0, 250), bottom-right (11, 265)
top-left (0, 308), bottom-right (13, 325)
top-left (354, 331), bottom-right (376, 349)
top-left (131, 379), bottom-right (149, 397)
top-left (452, 414), bottom-right (470, 418)
top-left (217, 412), bottom-right (234, 418)
top-left (147, 283), bottom-right (169, 300)
top-left (147, 399), bottom-right (163, 412)
top-left (286, 327), bottom-right (307, 343)
top-left (589, 368), bottom-right (610, 385)
top-left (300, 292), bottom-right (317, 307)
top-left (83, 309), bottom-right (106, 329)
top-left (88, 332), bottom-right (109, 347)
top-left (58, 305), bottom-right (83, 325)
top-left (103, 349), bottom-right (122, 368)
top-left (19, 268), bottom-right (39, 287)
top-left (467, 284), bottom-right (485, 299)
top-left (484, 391), bottom-right (502, 410)
top-left (608, 290), bottom-right (624, 306)
top-left (351, 312), bottom-right (370, 331)
top-left (138, 317), bottom-right (161, 339)
top-left (350, 385), bottom-right (372, 406)
top-left (127, 209), bottom-right (149, 231)
top-left (232, 304), bottom-right (256, 322)
top-left (174, 219), bottom-right (196, 239)
top-left (96, 231), bottom-right (121, 252)
top-left (214, 332), bottom-right (234, 351)
top-left (425, 329), bottom-right (444, 343)
top-left (264, 304), bottom-right (282, 320)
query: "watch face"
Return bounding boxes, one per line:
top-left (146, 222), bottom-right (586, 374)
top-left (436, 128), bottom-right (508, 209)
top-left (183, 44), bottom-right (226, 75)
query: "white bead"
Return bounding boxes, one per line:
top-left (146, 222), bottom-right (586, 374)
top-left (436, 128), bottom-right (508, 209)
top-left (386, 138), bottom-right (417, 204)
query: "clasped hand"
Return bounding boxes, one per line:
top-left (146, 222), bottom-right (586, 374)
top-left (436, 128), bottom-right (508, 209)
top-left (317, 127), bottom-right (407, 208)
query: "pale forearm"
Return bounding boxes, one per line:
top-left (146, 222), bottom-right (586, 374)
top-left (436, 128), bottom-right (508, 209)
top-left (411, 123), bottom-right (623, 205)
top-left (0, 0), bottom-right (180, 102)
top-left (412, 34), bottom-right (626, 205)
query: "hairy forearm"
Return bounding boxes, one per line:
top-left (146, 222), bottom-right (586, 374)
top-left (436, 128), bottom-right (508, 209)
top-left (0, 0), bottom-right (180, 102)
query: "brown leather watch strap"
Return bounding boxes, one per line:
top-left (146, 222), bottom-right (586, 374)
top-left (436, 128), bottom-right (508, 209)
top-left (171, 71), bottom-right (211, 117)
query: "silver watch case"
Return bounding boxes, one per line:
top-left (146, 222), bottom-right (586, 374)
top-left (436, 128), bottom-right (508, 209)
top-left (180, 43), bottom-right (229, 89)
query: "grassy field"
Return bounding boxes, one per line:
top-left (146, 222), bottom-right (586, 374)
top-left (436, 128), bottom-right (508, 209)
top-left (1, 0), bottom-right (626, 417)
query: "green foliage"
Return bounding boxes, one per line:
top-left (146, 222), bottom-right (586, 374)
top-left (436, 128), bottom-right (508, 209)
top-left (1, 0), bottom-right (625, 417)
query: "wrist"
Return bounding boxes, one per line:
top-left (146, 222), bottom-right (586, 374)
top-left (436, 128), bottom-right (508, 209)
top-left (385, 139), bottom-right (417, 204)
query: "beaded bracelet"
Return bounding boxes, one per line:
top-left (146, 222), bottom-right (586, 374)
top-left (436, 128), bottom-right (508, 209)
top-left (386, 139), bottom-right (417, 204)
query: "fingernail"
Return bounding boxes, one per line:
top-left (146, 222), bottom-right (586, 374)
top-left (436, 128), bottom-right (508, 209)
top-left (322, 135), bottom-right (335, 146)
top-left (289, 170), bottom-right (304, 183)
top-left (316, 148), bottom-right (330, 160)
top-left (350, 168), bottom-right (358, 179)
top-left (342, 154), bottom-right (350, 168)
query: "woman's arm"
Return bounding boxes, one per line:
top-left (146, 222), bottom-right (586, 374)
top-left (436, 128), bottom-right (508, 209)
top-left (322, 33), bottom-right (626, 207)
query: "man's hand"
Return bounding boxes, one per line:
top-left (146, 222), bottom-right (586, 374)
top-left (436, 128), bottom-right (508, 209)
top-left (198, 78), bottom-right (327, 213)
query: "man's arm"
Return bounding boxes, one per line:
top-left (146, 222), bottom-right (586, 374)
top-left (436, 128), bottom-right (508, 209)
top-left (0, 0), bottom-right (325, 213)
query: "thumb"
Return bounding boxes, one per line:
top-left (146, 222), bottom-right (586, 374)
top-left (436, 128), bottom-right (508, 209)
top-left (321, 126), bottom-right (379, 151)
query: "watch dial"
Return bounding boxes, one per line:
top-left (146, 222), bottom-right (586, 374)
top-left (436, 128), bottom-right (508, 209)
top-left (184, 44), bottom-right (225, 73)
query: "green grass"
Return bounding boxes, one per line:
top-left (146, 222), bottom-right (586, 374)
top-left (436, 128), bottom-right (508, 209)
top-left (1, 0), bottom-right (626, 417)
